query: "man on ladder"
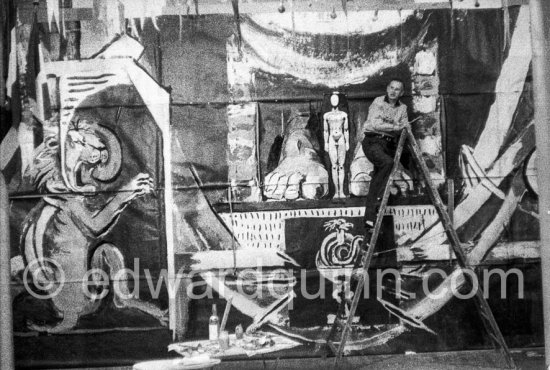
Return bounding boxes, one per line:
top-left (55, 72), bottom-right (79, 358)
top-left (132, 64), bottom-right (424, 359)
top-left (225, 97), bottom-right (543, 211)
top-left (361, 78), bottom-right (411, 235)
top-left (327, 78), bottom-right (516, 369)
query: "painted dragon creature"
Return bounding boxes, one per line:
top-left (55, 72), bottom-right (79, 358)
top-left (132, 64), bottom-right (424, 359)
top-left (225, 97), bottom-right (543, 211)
top-left (16, 115), bottom-right (166, 333)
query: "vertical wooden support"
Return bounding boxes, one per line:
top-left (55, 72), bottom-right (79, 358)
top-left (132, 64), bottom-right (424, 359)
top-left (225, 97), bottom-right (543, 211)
top-left (0, 0), bottom-right (5, 134)
top-left (0, 173), bottom-right (14, 370)
top-left (529, 0), bottom-right (550, 367)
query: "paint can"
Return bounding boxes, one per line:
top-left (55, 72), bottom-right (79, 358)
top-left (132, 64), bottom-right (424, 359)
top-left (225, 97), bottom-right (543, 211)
top-left (235, 324), bottom-right (244, 339)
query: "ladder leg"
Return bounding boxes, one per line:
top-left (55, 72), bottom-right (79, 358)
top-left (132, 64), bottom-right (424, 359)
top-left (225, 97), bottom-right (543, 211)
top-left (404, 127), bottom-right (516, 369)
top-left (326, 130), bottom-right (408, 363)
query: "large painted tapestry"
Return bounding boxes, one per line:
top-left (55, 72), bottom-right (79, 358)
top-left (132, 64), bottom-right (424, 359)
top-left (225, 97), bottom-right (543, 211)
top-left (169, 2), bottom-right (541, 356)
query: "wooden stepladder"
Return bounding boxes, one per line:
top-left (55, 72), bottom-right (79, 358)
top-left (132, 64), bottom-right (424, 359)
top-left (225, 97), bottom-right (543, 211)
top-left (326, 127), bottom-right (516, 369)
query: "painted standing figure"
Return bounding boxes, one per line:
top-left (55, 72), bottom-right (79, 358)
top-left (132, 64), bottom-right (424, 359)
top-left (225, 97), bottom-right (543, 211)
top-left (323, 92), bottom-right (349, 198)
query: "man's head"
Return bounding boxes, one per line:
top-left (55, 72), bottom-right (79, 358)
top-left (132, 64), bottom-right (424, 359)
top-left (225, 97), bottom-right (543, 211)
top-left (386, 78), bottom-right (405, 104)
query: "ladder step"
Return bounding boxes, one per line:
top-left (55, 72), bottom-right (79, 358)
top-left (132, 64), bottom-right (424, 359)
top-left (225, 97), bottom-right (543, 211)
top-left (327, 341), bottom-right (339, 355)
top-left (328, 317), bottom-right (352, 334)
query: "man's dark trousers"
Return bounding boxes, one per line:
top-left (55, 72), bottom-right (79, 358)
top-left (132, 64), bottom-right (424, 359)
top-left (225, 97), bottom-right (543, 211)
top-left (361, 134), bottom-right (410, 224)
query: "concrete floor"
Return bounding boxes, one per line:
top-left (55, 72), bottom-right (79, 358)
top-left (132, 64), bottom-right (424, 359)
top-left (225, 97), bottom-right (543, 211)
top-left (214, 349), bottom-right (544, 369)
top-left (58, 348), bottom-right (546, 370)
